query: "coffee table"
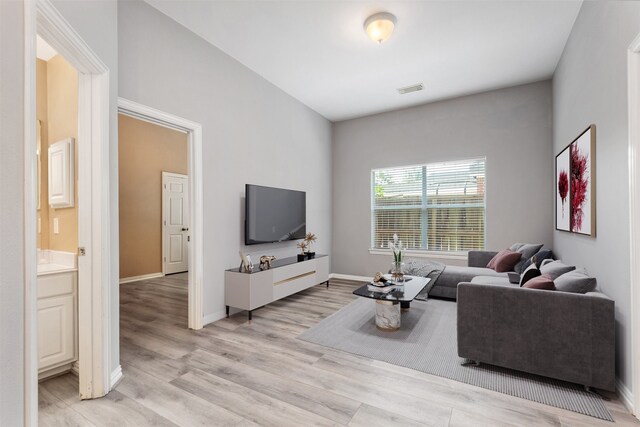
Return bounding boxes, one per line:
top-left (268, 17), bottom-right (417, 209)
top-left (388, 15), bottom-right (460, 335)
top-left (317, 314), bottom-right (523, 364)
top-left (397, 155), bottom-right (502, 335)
top-left (352, 276), bottom-right (431, 330)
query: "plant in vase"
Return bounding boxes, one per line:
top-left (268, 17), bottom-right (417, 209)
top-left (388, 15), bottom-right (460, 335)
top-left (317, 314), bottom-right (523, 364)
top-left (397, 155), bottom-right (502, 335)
top-left (296, 241), bottom-right (307, 261)
top-left (304, 232), bottom-right (317, 259)
top-left (389, 233), bottom-right (405, 282)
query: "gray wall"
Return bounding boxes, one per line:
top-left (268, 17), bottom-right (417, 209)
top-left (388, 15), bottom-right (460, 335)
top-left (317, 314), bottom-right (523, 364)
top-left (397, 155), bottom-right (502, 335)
top-left (552, 1), bottom-right (640, 393)
top-left (1, 1), bottom-right (25, 423)
top-left (332, 81), bottom-right (553, 276)
top-left (118, 1), bottom-right (332, 320)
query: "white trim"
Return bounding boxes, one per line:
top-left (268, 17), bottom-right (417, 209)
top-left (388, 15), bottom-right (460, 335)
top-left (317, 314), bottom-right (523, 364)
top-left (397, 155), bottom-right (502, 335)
top-left (628, 32), bottom-right (640, 419)
top-left (368, 249), bottom-right (467, 261)
top-left (119, 272), bottom-right (164, 285)
top-left (618, 378), bottom-right (635, 415)
top-left (118, 98), bottom-right (204, 330)
top-left (109, 365), bottom-right (123, 388)
top-left (24, 1), bottom-right (38, 423)
top-left (26, 0), bottom-right (113, 412)
top-left (203, 310), bottom-right (227, 327)
top-left (329, 273), bottom-right (371, 282)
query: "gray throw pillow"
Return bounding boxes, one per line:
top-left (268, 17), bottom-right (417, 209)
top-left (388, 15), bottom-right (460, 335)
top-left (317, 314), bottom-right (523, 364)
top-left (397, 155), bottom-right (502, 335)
top-left (540, 260), bottom-right (576, 279)
top-left (510, 243), bottom-right (525, 252)
top-left (513, 243), bottom-right (544, 274)
top-left (554, 268), bottom-right (597, 293)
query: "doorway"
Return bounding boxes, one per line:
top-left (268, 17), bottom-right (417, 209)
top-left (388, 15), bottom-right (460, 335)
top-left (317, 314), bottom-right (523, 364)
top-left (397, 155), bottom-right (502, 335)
top-left (117, 98), bottom-right (204, 331)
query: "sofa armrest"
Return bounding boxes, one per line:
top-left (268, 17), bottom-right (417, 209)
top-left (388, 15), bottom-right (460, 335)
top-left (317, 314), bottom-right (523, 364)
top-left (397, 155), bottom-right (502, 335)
top-left (467, 250), bottom-right (498, 268)
top-left (457, 283), bottom-right (615, 391)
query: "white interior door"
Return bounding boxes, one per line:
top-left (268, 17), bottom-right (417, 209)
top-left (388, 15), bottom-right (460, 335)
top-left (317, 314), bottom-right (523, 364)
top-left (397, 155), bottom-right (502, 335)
top-left (163, 172), bottom-right (189, 274)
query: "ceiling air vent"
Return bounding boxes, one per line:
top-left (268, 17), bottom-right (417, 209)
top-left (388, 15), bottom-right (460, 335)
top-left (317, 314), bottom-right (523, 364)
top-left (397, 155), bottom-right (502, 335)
top-left (397, 83), bottom-right (424, 95)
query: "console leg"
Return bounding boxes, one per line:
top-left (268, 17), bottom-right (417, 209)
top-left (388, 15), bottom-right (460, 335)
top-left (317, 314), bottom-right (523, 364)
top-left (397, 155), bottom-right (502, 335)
top-left (248, 310), bottom-right (252, 321)
top-left (226, 305), bottom-right (229, 318)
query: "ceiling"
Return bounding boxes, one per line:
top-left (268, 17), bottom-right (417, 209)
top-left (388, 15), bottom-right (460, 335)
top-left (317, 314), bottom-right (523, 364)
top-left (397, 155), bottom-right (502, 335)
top-left (145, 1), bottom-right (582, 122)
top-left (37, 35), bottom-right (58, 61)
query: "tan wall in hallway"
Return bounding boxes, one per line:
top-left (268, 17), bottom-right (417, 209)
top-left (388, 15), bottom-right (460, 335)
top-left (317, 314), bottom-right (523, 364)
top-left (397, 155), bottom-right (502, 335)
top-left (118, 114), bottom-right (188, 279)
top-left (46, 55), bottom-right (78, 253)
top-left (36, 59), bottom-right (49, 249)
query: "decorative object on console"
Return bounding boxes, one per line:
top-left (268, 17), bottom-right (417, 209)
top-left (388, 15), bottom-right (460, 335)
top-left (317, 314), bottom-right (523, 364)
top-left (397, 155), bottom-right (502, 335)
top-left (303, 232), bottom-right (317, 259)
top-left (296, 241), bottom-right (307, 261)
top-left (259, 255), bottom-right (276, 270)
top-left (238, 250), bottom-right (253, 272)
top-left (555, 125), bottom-right (596, 236)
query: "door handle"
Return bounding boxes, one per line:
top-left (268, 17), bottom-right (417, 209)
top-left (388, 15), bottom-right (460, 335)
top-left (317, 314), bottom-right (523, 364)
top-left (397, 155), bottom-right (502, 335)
top-left (181, 228), bottom-right (189, 231)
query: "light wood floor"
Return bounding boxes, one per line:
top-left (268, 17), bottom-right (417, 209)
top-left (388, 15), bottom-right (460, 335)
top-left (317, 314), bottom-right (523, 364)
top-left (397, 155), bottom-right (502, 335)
top-left (39, 274), bottom-right (639, 426)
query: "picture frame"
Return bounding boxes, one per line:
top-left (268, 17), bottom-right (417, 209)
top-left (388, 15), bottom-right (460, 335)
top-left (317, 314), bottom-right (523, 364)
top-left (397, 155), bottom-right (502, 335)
top-left (555, 125), bottom-right (596, 236)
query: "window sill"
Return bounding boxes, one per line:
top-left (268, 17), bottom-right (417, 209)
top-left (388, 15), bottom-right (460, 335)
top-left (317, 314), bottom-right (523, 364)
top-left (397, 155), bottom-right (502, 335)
top-left (368, 249), bottom-right (468, 262)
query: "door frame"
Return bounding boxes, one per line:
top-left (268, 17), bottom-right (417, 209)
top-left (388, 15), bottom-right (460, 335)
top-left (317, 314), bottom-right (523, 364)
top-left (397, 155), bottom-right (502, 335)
top-left (162, 171), bottom-right (190, 276)
top-left (24, 0), bottom-right (114, 422)
top-left (118, 98), bottom-right (204, 330)
top-left (628, 31), bottom-right (640, 418)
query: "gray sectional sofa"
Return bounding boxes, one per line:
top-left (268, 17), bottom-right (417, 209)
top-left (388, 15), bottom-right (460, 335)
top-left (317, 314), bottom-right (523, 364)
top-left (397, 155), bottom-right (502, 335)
top-left (436, 249), bottom-right (616, 391)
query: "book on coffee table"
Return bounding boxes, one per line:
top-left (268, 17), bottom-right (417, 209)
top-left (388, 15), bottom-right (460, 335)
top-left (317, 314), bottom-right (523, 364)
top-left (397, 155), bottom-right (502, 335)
top-left (367, 285), bottom-right (397, 293)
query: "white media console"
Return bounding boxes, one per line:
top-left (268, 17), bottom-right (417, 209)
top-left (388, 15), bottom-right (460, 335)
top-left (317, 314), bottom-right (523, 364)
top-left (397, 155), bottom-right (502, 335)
top-left (225, 255), bottom-right (329, 320)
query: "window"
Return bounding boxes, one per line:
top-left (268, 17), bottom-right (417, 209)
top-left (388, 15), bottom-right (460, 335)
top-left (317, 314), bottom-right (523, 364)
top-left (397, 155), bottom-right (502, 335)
top-left (371, 158), bottom-right (486, 253)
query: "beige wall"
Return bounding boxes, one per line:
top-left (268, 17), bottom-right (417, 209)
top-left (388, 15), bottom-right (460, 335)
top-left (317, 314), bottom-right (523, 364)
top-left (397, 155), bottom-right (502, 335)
top-left (36, 59), bottom-right (49, 249)
top-left (118, 114), bottom-right (188, 279)
top-left (36, 55), bottom-right (80, 253)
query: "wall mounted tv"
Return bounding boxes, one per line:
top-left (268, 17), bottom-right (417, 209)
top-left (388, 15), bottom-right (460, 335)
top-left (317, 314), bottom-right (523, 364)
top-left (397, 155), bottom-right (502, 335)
top-left (245, 184), bottom-right (306, 245)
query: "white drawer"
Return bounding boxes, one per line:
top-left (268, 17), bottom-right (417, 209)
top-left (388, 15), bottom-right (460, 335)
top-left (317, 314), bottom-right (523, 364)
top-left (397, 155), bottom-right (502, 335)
top-left (273, 271), bottom-right (317, 300)
top-left (272, 259), bottom-right (316, 283)
top-left (38, 271), bottom-right (77, 299)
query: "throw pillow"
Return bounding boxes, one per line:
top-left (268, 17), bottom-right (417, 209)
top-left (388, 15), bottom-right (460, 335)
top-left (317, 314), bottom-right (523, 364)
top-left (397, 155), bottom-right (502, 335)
top-left (522, 274), bottom-right (555, 290)
top-left (554, 268), bottom-right (597, 293)
top-left (519, 263), bottom-right (541, 287)
top-left (513, 243), bottom-right (544, 274)
top-left (519, 249), bottom-right (554, 271)
top-left (487, 249), bottom-right (522, 273)
top-left (540, 260), bottom-right (576, 280)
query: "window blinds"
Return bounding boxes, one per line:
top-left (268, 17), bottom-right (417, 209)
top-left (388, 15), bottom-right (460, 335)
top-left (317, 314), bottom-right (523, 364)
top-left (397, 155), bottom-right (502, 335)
top-left (372, 158), bottom-right (486, 252)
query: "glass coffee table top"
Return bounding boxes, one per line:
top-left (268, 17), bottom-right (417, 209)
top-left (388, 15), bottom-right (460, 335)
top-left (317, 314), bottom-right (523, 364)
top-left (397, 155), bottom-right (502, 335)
top-left (352, 276), bottom-right (431, 302)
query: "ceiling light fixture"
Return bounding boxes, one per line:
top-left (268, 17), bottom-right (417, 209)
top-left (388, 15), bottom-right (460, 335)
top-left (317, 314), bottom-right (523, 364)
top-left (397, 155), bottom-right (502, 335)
top-left (364, 12), bottom-right (397, 44)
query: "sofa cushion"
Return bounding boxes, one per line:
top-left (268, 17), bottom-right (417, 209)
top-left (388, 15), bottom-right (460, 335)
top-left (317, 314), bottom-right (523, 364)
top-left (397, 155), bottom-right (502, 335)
top-left (519, 263), bottom-right (541, 287)
top-left (487, 249), bottom-right (522, 272)
top-left (470, 276), bottom-right (513, 287)
top-left (522, 274), bottom-right (556, 290)
top-left (540, 260), bottom-right (576, 279)
top-left (436, 265), bottom-right (508, 289)
top-left (512, 243), bottom-right (544, 274)
top-left (554, 268), bottom-right (597, 293)
top-left (520, 249), bottom-right (554, 271)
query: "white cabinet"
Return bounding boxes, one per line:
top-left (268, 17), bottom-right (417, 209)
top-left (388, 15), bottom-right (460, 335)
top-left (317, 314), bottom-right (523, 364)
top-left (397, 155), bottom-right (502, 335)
top-left (37, 270), bottom-right (77, 379)
top-left (225, 255), bottom-right (329, 320)
top-left (48, 138), bottom-right (75, 208)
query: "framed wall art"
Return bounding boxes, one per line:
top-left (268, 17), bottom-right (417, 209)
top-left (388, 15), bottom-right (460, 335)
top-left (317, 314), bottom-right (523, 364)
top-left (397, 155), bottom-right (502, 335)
top-left (555, 125), bottom-right (596, 236)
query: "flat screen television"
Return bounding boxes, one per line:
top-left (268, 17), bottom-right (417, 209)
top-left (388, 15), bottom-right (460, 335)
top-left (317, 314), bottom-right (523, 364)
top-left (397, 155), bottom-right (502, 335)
top-left (245, 184), bottom-right (306, 245)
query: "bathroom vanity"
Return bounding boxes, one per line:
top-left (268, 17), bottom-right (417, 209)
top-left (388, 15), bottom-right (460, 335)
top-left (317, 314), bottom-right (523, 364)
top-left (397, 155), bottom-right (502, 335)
top-left (37, 250), bottom-right (78, 380)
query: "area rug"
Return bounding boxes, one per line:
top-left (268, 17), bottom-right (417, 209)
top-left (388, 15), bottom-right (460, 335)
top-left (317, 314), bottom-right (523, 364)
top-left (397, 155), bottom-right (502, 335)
top-left (298, 298), bottom-right (613, 421)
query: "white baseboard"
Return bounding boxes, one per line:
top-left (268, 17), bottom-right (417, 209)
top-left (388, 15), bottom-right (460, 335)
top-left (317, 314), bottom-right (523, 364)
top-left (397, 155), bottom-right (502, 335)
top-left (119, 272), bottom-right (164, 284)
top-left (617, 378), bottom-right (635, 414)
top-left (203, 310), bottom-right (227, 327)
top-left (329, 273), bottom-right (370, 282)
top-left (110, 365), bottom-right (123, 389)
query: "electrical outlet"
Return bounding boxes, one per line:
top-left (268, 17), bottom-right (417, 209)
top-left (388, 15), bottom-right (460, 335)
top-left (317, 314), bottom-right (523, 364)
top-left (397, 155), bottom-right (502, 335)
top-left (53, 218), bottom-right (59, 234)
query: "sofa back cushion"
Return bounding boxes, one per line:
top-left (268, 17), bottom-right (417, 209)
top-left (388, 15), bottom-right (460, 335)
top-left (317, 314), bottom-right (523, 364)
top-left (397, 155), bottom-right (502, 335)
top-left (554, 268), bottom-right (597, 293)
top-left (540, 260), bottom-right (576, 279)
top-left (487, 249), bottom-right (522, 273)
top-left (522, 274), bottom-right (556, 290)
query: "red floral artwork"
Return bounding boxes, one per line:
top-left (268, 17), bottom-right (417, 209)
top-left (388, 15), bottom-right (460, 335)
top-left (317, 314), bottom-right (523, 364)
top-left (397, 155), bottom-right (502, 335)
top-left (557, 170), bottom-right (568, 217)
top-left (570, 144), bottom-right (589, 231)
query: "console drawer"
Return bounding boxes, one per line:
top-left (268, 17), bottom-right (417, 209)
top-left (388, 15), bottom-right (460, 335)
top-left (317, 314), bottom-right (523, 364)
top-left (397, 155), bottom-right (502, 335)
top-left (273, 271), bottom-right (317, 300)
top-left (272, 259), bottom-right (315, 283)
